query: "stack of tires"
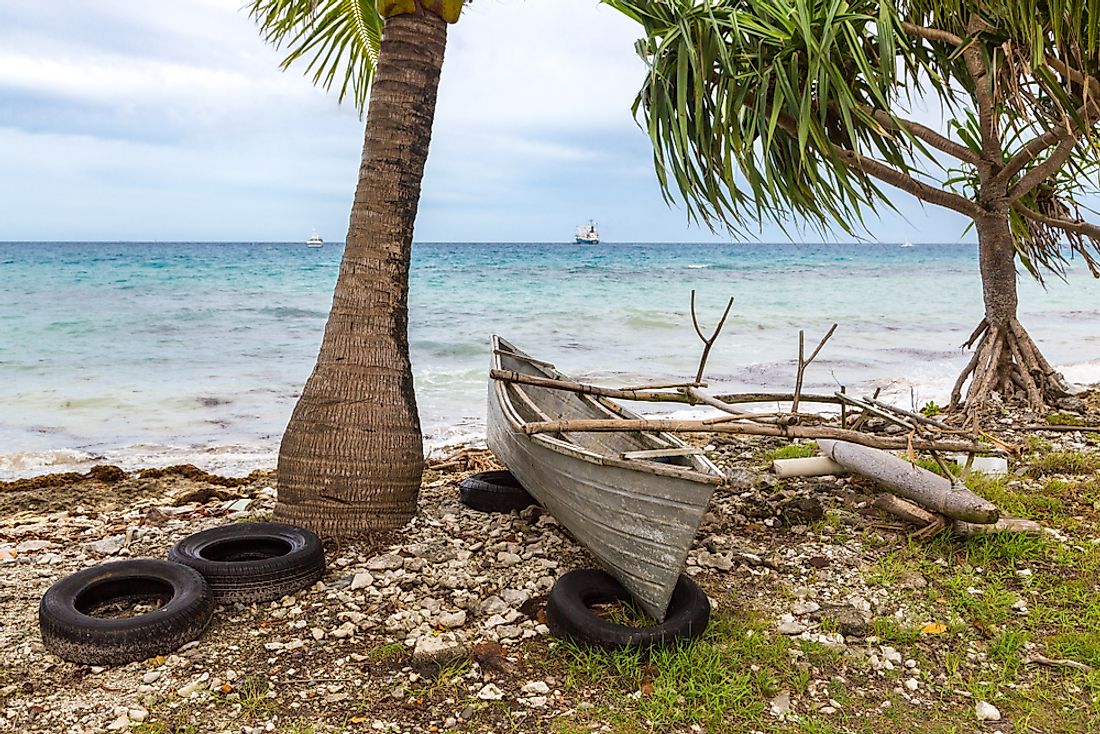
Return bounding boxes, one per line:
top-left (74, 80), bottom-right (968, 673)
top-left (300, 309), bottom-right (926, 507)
top-left (39, 523), bottom-right (325, 666)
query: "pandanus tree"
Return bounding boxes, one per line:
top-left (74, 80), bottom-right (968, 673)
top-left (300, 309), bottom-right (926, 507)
top-left (606, 0), bottom-right (1100, 417)
top-left (248, 0), bottom-right (464, 536)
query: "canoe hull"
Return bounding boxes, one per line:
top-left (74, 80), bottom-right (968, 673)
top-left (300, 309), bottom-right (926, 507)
top-left (486, 337), bottom-right (720, 620)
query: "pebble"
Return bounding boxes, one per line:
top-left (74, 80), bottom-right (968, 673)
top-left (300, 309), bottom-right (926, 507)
top-left (350, 572), bottom-right (375, 590)
top-left (141, 671), bottom-right (161, 684)
top-left (87, 534), bottom-right (126, 556)
top-left (412, 635), bottom-right (464, 665)
top-left (521, 681), bottom-right (550, 695)
top-left (975, 701), bottom-right (1001, 721)
top-left (176, 672), bottom-right (210, 697)
top-left (776, 614), bottom-right (806, 635)
top-left (437, 610), bottom-right (467, 628)
top-left (476, 683), bottom-right (504, 700)
top-left (106, 714), bottom-right (130, 731)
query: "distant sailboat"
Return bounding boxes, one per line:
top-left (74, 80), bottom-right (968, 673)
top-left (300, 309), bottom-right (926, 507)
top-left (307, 229), bottom-right (324, 248)
top-left (900, 240), bottom-right (913, 248)
top-left (575, 220), bottom-right (600, 245)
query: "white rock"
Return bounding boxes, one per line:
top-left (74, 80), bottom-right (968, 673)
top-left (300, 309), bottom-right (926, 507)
top-left (497, 552), bottom-right (521, 566)
top-left (904, 678), bottom-right (918, 691)
top-left (770, 689), bottom-right (792, 716)
top-left (476, 683), bottom-right (504, 700)
top-left (975, 701), bottom-right (1001, 721)
top-left (15, 540), bottom-right (52, 553)
top-left (311, 627), bottom-right (325, 640)
top-left (524, 696), bottom-right (548, 707)
top-left (87, 535), bottom-right (126, 556)
top-left (437, 610), bottom-right (467, 629)
top-left (176, 673), bottom-right (210, 697)
top-left (412, 635), bottom-right (463, 665)
top-left (366, 554), bottom-right (404, 571)
top-left (776, 615), bottom-right (805, 635)
top-left (350, 572), bottom-right (375, 590)
top-left (501, 589), bottom-right (530, 605)
top-left (128, 708), bottom-right (148, 722)
top-left (106, 714), bottom-right (130, 731)
top-left (521, 681), bottom-right (550, 695)
top-left (142, 671), bottom-right (161, 684)
top-left (483, 614), bottom-right (507, 629)
top-left (792, 601), bottom-right (820, 616)
top-left (480, 596), bottom-right (509, 615)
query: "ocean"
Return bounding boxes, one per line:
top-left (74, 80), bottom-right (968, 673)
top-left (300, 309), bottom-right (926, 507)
top-left (1, 241), bottom-right (1097, 479)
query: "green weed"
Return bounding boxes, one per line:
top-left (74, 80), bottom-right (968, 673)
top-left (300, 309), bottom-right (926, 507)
top-left (765, 442), bottom-right (819, 462)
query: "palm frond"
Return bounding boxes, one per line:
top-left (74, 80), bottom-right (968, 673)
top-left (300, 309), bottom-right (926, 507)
top-left (248, 0), bottom-right (383, 115)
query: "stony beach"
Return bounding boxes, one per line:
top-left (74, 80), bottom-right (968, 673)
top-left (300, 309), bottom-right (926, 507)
top-left (2, 392), bottom-right (1100, 734)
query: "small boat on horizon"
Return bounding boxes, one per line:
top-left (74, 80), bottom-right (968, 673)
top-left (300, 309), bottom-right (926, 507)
top-left (575, 220), bottom-right (600, 245)
top-left (487, 336), bottom-right (723, 620)
top-left (306, 229), bottom-right (324, 248)
top-left (900, 240), bottom-right (913, 248)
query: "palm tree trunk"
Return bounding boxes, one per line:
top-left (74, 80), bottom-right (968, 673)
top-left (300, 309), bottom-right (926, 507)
top-left (274, 9), bottom-right (448, 536)
top-left (950, 213), bottom-right (1072, 415)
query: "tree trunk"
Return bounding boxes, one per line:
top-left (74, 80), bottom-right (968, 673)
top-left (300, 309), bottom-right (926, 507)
top-left (274, 10), bottom-right (448, 536)
top-left (950, 214), bottom-right (1073, 416)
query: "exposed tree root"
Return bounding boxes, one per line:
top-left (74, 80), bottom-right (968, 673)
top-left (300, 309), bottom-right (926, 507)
top-left (949, 317), bottom-right (1074, 418)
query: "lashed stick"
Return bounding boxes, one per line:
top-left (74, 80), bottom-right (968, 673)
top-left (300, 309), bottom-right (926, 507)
top-left (519, 418), bottom-right (997, 453)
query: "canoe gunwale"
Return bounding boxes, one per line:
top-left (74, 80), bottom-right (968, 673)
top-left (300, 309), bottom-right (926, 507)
top-left (490, 337), bottom-right (724, 487)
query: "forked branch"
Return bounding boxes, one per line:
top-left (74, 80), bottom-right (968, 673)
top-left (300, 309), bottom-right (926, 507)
top-left (690, 290), bottom-right (735, 385)
top-left (792, 324), bottom-right (838, 413)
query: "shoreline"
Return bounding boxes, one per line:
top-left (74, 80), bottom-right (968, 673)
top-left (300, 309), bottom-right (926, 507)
top-left (3, 401), bottom-right (1100, 732)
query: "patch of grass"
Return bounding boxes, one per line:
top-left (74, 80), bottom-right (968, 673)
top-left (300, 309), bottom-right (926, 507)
top-left (765, 442), bottom-right (819, 462)
top-left (554, 613), bottom-right (790, 730)
top-left (225, 675), bottom-right (274, 719)
top-left (989, 629), bottom-right (1029, 675)
top-left (1047, 631), bottom-right (1100, 669)
top-left (281, 722), bottom-right (317, 734)
top-left (132, 724), bottom-right (199, 734)
top-left (1047, 411), bottom-right (1087, 427)
top-left (1029, 451), bottom-right (1100, 477)
top-left (871, 617), bottom-right (923, 645)
top-left (914, 457), bottom-right (961, 478)
top-left (367, 641), bottom-right (407, 663)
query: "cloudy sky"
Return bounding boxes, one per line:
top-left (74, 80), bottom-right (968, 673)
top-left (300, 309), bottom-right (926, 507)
top-left (0, 0), bottom-right (977, 243)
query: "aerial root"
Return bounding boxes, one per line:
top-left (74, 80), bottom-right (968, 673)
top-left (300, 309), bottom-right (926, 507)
top-left (949, 317), bottom-right (1065, 419)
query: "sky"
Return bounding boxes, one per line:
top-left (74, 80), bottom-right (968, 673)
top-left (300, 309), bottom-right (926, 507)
top-left (0, 0), bottom-right (979, 243)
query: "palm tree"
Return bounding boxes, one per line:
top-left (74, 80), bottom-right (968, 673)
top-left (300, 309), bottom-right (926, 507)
top-left (248, 0), bottom-right (464, 536)
top-left (606, 0), bottom-right (1100, 418)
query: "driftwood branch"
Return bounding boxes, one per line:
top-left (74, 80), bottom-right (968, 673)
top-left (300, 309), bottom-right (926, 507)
top-left (793, 324), bottom-right (838, 414)
top-left (519, 418), bottom-right (997, 454)
top-left (952, 518), bottom-right (1043, 536)
top-left (491, 369), bottom-right (689, 404)
top-left (819, 439), bottom-right (1000, 523)
top-left (690, 290), bottom-right (735, 385)
top-left (712, 392), bottom-right (844, 405)
top-left (872, 494), bottom-right (947, 537)
top-left (1024, 654), bottom-right (1095, 674)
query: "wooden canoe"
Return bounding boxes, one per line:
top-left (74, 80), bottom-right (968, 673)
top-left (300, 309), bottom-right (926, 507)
top-left (487, 336), bottom-right (723, 620)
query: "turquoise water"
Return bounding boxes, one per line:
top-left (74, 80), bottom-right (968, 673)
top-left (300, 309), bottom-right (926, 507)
top-left (1, 241), bottom-right (1097, 478)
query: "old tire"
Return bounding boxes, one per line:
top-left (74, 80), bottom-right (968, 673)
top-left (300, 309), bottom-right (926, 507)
top-left (39, 559), bottom-right (214, 666)
top-left (458, 470), bottom-right (537, 513)
top-left (168, 522), bottom-right (325, 604)
top-left (546, 569), bottom-right (710, 650)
